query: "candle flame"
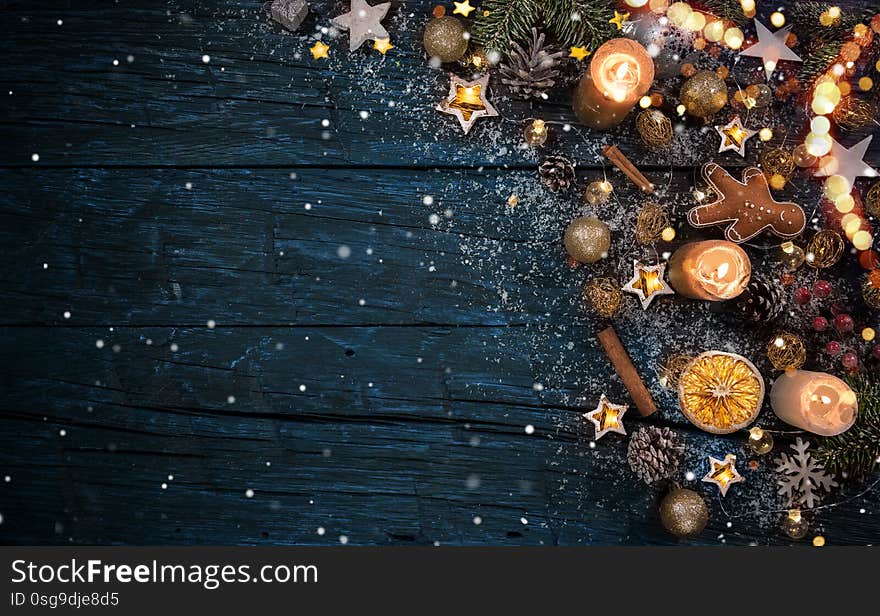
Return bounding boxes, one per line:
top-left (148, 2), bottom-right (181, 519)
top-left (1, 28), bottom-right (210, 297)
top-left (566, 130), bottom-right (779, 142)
top-left (715, 262), bottom-right (730, 280)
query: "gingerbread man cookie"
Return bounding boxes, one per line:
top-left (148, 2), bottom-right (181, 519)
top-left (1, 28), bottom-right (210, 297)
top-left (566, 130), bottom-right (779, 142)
top-left (688, 163), bottom-right (806, 243)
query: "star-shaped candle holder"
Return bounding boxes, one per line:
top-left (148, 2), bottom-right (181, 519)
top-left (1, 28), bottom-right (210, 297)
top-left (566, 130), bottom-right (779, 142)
top-left (622, 260), bottom-right (674, 310)
top-left (715, 116), bottom-right (757, 158)
top-left (436, 74), bottom-right (498, 134)
top-left (702, 454), bottom-right (744, 497)
top-left (583, 395), bottom-right (628, 440)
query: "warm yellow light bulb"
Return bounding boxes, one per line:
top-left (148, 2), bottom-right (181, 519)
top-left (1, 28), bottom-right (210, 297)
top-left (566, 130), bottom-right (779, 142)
top-left (828, 7), bottom-right (841, 19)
top-left (835, 194), bottom-right (855, 213)
top-left (862, 327), bottom-right (876, 342)
top-left (639, 95), bottom-right (652, 108)
top-left (811, 116), bottom-right (831, 134)
top-left (805, 132), bottom-right (833, 157)
top-left (661, 227), bottom-right (676, 242)
top-left (853, 230), bottom-right (873, 251)
top-left (759, 128), bottom-right (773, 141)
top-left (724, 27), bottom-right (744, 50)
top-left (825, 174), bottom-right (851, 198)
top-left (704, 20), bottom-right (724, 42)
top-left (770, 11), bottom-right (785, 27)
top-left (859, 76), bottom-right (874, 91)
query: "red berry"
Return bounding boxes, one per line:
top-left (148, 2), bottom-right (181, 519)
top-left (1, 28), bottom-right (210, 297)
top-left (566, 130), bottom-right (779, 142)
top-left (812, 316), bottom-right (828, 332)
top-left (813, 280), bottom-right (832, 298)
top-left (793, 287), bottom-right (812, 304)
top-left (842, 351), bottom-right (859, 370)
top-left (826, 341), bottom-right (842, 356)
top-left (834, 313), bottom-right (854, 333)
top-left (780, 272), bottom-right (795, 286)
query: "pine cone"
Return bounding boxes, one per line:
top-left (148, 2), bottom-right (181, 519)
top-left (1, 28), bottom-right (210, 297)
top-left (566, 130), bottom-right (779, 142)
top-left (627, 426), bottom-right (684, 485)
top-left (734, 276), bottom-right (784, 323)
top-left (499, 28), bottom-right (564, 99)
top-left (538, 155), bottom-right (576, 192)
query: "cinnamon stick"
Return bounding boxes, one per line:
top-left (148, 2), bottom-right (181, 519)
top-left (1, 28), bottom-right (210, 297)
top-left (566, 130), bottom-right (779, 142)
top-left (603, 145), bottom-right (654, 193)
top-left (597, 325), bottom-right (657, 417)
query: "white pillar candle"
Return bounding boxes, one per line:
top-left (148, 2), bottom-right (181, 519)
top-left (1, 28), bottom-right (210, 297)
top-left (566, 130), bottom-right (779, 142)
top-left (770, 370), bottom-right (858, 436)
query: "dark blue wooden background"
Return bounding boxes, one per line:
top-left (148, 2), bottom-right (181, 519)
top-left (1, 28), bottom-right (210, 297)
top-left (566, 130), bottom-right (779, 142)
top-left (1, 0), bottom-right (879, 545)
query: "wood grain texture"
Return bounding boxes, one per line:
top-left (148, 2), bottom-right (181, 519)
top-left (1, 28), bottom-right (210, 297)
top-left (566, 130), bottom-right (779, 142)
top-left (1, 0), bottom-right (879, 546)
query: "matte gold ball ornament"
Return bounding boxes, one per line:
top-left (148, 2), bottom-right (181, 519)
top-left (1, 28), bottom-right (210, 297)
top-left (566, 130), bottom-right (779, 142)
top-left (564, 216), bottom-right (611, 264)
top-left (680, 70), bottom-right (728, 119)
top-left (423, 16), bottom-right (469, 63)
top-left (660, 488), bottom-right (709, 538)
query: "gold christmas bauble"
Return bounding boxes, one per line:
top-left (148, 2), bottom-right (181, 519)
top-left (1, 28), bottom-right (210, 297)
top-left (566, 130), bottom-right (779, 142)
top-left (680, 70), bottom-right (728, 119)
top-left (660, 488), bottom-right (709, 538)
top-left (866, 181), bottom-right (880, 218)
top-left (657, 353), bottom-right (694, 390)
top-left (806, 229), bottom-right (844, 269)
top-left (766, 332), bottom-right (806, 371)
top-left (636, 109), bottom-right (673, 149)
top-left (635, 202), bottom-right (670, 245)
top-left (832, 96), bottom-right (878, 131)
top-left (564, 216), bottom-right (611, 264)
top-left (583, 180), bottom-right (613, 206)
top-left (423, 16), bottom-right (469, 63)
top-left (584, 277), bottom-right (623, 319)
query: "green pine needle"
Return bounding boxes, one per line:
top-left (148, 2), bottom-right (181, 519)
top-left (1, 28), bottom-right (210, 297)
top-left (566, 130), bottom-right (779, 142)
top-left (816, 371), bottom-right (880, 482)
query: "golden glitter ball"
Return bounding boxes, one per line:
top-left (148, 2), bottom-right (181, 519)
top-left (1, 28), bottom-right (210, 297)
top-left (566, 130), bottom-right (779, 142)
top-left (583, 277), bottom-right (623, 319)
top-left (564, 216), bottom-right (611, 264)
top-left (767, 332), bottom-right (807, 371)
top-left (423, 16), bottom-right (469, 63)
top-left (680, 70), bottom-right (728, 118)
top-left (806, 229), bottom-right (845, 268)
top-left (636, 109), bottom-right (673, 149)
top-left (660, 488), bottom-right (709, 538)
top-left (679, 351), bottom-right (764, 434)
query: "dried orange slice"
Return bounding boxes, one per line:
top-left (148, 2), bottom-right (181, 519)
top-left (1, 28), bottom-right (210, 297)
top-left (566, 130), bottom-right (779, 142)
top-left (678, 351), bottom-right (765, 434)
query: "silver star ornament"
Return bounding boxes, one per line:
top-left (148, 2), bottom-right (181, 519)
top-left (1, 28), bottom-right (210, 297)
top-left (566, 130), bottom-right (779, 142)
top-left (814, 135), bottom-right (879, 191)
top-left (740, 20), bottom-right (802, 80)
top-left (331, 0), bottom-right (390, 51)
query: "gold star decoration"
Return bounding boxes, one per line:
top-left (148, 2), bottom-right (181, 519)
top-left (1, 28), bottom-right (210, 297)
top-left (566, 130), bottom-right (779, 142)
top-left (453, 0), bottom-right (476, 17)
top-left (310, 41), bottom-right (329, 60)
top-left (436, 73), bottom-right (498, 134)
top-left (621, 260), bottom-right (674, 310)
top-left (373, 37), bottom-right (394, 54)
top-left (609, 10), bottom-right (630, 30)
top-left (715, 116), bottom-right (757, 158)
top-left (702, 454), bottom-right (744, 497)
top-left (569, 46), bottom-right (590, 61)
top-left (583, 395), bottom-right (628, 440)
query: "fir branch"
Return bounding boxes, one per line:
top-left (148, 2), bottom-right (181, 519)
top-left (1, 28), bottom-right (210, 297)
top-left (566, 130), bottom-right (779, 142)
top-left (471, 0), bottom-right (541, 54)
top-left (789, 2), bottom-right (869, 48)
top-left (694, 0), bottom-right (746, 26)
top-left (816, 371), bottom-right (880, 482)
top-left (798, 42), bottom-right (840, 82)
top-left (544, 0), bottom-right (616, 49)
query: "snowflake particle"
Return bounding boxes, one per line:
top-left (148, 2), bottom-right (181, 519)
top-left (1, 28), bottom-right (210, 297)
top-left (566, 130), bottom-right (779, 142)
top-left (774, 438), bottom-right (838, 509)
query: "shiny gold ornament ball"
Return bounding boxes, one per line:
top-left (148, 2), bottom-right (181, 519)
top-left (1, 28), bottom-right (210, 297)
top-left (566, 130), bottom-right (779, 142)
top-left (806, 229), bottom-right (845, 269)
top-left (832, 96), bottom-right (878, 131)
top-left (660, 489), bottom-right (709, 538)
top-left (866, 182), bottom-right (880, 218)
top-left (680, 70), bottom-right (728, 119)
top-left (584, 277), bottom-right (623, 319)
top-left (767, 331), bottom-right (807, 371)
top-left (564, 217), bottom-right (611, 264)
top-left (423, 16), bottom-right (469, 63)
top-left (636, 109), bottom-right (673, 149)
top-left (761, 147), bottom-right (796, 181)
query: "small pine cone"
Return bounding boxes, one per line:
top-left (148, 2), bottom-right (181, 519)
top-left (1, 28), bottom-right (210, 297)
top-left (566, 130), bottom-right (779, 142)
top-left (627, 426), bottom-right (684, 485)
top-left (499, 28), bottom-right (564, 99)
top-left (734, 276), bottom-right (784, 323)
top-left (538, 155), bottom-right (576, 192)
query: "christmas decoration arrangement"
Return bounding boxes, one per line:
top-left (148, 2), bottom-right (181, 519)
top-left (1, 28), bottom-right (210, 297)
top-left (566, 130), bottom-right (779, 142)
top-left (296, 0), bottom-right (880, 543)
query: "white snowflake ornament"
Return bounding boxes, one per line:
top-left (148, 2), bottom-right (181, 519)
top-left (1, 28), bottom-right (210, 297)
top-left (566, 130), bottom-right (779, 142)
top-left (774, 438), bottom-right (838, 509)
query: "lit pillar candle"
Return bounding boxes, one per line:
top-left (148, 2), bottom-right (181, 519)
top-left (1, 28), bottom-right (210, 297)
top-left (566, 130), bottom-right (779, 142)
top-left (770, 370), bottom-right (858, 436)
top-left (667, 240), bottom-right (751, 301)
top-left (573, 38), bottom-right (655, 130)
